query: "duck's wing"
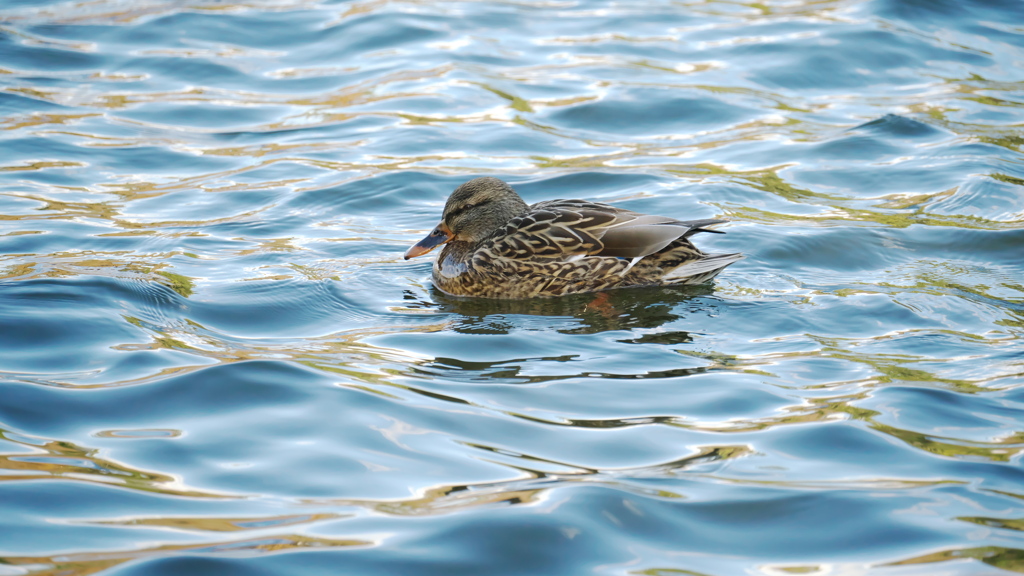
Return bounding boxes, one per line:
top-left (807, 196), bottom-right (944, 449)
top-left (482, 199), bottom-right (727, 261)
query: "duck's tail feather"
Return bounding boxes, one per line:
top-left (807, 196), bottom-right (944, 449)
top-left (681, 218), bottom-right (729, 238)
top-left (664, 252), bottom-right (745, 284)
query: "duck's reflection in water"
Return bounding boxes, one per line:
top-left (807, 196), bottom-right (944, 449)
top-left (423, 284), bottom-right (720, 337)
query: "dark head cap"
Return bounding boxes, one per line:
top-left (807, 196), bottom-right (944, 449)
top-left (442, 177), bottom-right (529, 243)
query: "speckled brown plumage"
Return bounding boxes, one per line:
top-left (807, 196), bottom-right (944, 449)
top-left (405, 177), bottom-right (743, 299)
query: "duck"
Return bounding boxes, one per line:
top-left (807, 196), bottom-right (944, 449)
top-left (404, 177), bottom-right (743, 299)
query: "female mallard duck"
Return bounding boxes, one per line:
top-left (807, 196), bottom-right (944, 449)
top-left (405, 177), bottom-right (743, 299)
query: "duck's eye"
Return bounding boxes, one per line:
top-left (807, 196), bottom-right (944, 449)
top-left (432, 229), bottom-right (443, 236)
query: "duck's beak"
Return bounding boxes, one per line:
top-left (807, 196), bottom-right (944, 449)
top-left (404, 222), bottom-right (454, 260)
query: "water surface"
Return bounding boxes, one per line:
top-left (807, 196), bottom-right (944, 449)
top-left (1, 0), bottom-right (1023, 574)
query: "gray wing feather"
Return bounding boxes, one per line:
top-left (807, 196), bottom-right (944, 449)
top-left (597, 214), bottom-right (726, 258)
top-left (597, 220), bottom-right (692, 258)
top-left (664, 252), bottom-right (745, 280)
top-left (493, 200), bottom-right (730, 262)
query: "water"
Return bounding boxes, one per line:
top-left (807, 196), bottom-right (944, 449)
top-left (1, 0), bottom-right (1023, 574)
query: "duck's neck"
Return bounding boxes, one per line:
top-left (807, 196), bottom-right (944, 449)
top-left (439, 240), bottom-right (475, 264)
top-left (436, 240), bottom-right (476, 278)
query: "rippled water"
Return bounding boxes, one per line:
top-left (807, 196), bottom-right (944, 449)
top-left (1, 0), bottom-right (1023, 574)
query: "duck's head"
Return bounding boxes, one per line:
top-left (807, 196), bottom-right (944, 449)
top-left (404, 177), bottom-right (528, 260)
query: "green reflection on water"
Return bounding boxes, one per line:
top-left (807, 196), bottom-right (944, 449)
top-left (0, 534), bottom-right (370, 576)
top-left (0, 428), bottom-right (227, 499)
top-left (91, 512), bottom-right (342, 533)
top-left (156, 271), bottom-right (194, 298)
top-left (631, 568), bottom-right (715, 576)
top-left (886, 545), bottom-right (1024, 573)
top-left (958, 516), bottom-right (1024, 532)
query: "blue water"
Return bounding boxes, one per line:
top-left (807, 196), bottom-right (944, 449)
top-left (1, 0), bottom-right (1023, 574)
